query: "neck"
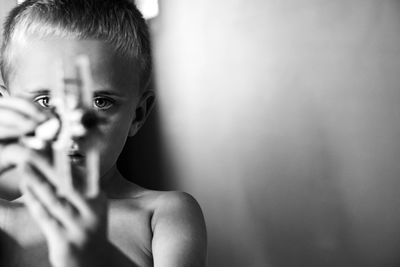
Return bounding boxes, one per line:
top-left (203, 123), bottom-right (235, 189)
top-left (101, 165), bottom-right (142, 199)
top-left (100, 164), bottom-right (119, 188)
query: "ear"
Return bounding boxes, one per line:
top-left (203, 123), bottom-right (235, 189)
top-left (128, 90), bottom-right (156, 137)
top-left (0, 84), bottom-right (9, 97)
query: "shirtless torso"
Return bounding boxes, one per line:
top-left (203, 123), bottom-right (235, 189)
top-left (0, 171), bottom-right (206, 267)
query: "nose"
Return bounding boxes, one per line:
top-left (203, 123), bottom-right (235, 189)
top-left (69, 140), bottom-right (80, 151)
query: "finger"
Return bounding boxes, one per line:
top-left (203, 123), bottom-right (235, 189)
top-left (0, 144), bottom-right (31, 168)
top-left (27, 153), bottom-right (93, 214)
top-left (23, 163), bottom-right (104, 245)
top-left (24, 158), bottom-right (97, 225)
top-left (24, 164), bottom-right (82, 232)
top-left (0, 128), bottom-right (34, 141)
top-left (0, 118), bottom-right (30, 137)
top-left (0, 110), bottom-right (45, 142)
top-left (0, 108), bottom-right (39, 128)
top-left (64, 188), bottom-right (97, 220)
top-left (20, 179), bottom-right (64, 240)
top-left (56, 185), bottom-right (105, 227)
top-left (25, 150), bottom-right (55, 181)
top-left (0, 97), bottom-right (47, 123)
top-left (0, 110), bottom-right (38, 141)
top-left (27, 150), bottom-right (104, 223)
top-left (78, 191), bottom-right (108, 230)
top-left (0, 129), bottom-right (29, 141)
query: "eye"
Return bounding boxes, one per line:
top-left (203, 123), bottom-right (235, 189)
top-left (93, 97), bottom-right (114, 110)
top-left (34, 95), bottom-right (52, 109)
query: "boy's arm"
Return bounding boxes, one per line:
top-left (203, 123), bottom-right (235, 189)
top-left (151, 192), bottom-right (208, 267)
top-left (92, 191), bottom-right (208, 267)
top-left (102, 242), bottom-right (142, 267)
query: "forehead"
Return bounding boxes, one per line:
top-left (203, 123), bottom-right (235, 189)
top-left (9, 39), bottom-right (139, 96)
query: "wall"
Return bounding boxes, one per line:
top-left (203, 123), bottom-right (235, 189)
top-left (153, 1), bottom-right (400, 266)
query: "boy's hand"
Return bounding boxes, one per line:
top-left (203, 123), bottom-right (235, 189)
top-left (0, 97), bottom-right (47, 174)
top-left (0, 97), bottom-right (47, 141)
top-left (18, 151), bottom-right (108, 267)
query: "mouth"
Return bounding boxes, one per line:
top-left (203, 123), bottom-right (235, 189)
top-left (68, 151), bottom-right (85, 163)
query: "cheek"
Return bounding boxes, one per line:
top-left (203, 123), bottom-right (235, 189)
top-left (97, 113), bottom-right (132, 173)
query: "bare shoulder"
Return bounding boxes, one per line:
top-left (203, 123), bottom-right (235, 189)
top-left (141, 190), bottom-right (208, 267)
top-left (133, 189), bottom-right (207, 233)
top-left (112, 184), bottom-right (205, 222)
top-left (150, 190), bottom-right (204, 218)
top-left (107, 183), bottom-right (207, 266)
top-left (110, 186), bottom-right (207, 238)
top-left (107, 177), bottom-right (207, 266)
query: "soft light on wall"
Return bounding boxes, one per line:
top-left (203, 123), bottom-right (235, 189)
top-left (153, 1), bottom-right (400, 266)
top-left (135, 0), bottom-right (159, 20)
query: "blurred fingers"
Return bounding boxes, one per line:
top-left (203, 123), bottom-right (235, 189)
top-left (26, 151), bottom-right (57, 184)
top-left (23, 163), bottom-right (82, 232)
top-left (0, 109), bottom-right (37, 131)
top-left (28, 154), bottom-right (102, 218)
top-left (20, 180), bottom-right (64, 239)
top-left (0, 144), bottom-right (31, 168)
top-left (0, 97), bottom-right (47, 122)
top-left (0, 98), bottom-right (48, 140)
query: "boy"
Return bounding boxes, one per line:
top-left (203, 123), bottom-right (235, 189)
top-left (0, 1), bottom-right (207, 267)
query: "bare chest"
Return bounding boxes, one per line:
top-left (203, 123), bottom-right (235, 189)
top-left (0, 201), bottom-right (154, 267)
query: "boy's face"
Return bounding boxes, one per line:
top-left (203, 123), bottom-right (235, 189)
top-left (8, 39), bottom-right (141, 179)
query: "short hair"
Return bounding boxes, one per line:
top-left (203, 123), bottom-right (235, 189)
top-left (0, 0), bottom-right (152, 91)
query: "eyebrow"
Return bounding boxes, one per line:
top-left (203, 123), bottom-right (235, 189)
top-left (25, 88), bottom-right (123, 97)
top-left (26, 89), bottom-right (51, 95)
top-left (93, 90), bottom-right (124, 98)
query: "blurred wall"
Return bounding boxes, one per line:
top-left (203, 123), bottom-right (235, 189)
top-left (153, 1), bottom-right (400, 266)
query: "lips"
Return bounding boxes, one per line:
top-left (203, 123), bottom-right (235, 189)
top-left (68, 151), bottom-right (85, 163)
top-left (68, 150), bottom-right (84, 157)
